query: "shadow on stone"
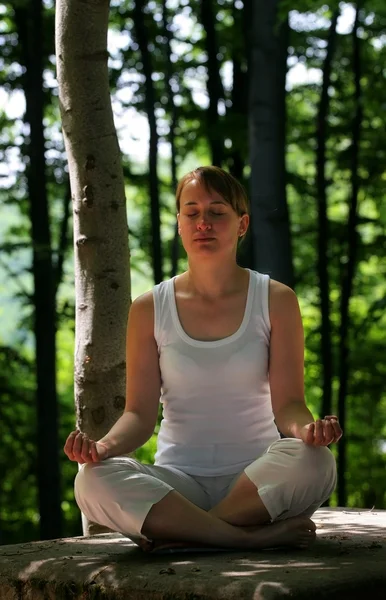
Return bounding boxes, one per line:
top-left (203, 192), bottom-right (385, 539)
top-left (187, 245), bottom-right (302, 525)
top-left (0, 508), bottom-right (385, 599)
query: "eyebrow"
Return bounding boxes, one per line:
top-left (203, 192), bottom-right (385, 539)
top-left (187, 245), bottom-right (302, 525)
top-left (183, 200), bottom-right (227, 206)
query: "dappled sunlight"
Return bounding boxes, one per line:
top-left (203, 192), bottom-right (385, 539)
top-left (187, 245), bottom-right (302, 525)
top-left (0, 508), bottom-right (385, 598)
top-left (313, 508), bottom-right (385, 542)
top-left (221, 570), bottom-right (271, 576)
top-left (232, 560), bottom-right (335, 570)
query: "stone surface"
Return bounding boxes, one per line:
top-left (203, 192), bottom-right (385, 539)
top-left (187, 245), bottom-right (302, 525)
top-left (0, 508), bottom-right (385, 599)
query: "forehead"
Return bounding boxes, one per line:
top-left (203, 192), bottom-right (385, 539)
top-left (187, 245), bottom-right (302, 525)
top-left (180, 179), bottom-right (227, 206)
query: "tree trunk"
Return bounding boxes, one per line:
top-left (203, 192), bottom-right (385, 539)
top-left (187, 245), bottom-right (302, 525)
top-left (248, 1), bottom-right (293, 287)
top-left (200, 0), bottom-right (225, 167)
top-left (229, 1), bottom-right (247, 182)
top-left (133, 0), bottom-right (163, 284)
top-left (56, 0), bottom-right (131, 535)
top-left (316, 11), bottom-right (339, 422)
top-left (15, 0), bottom-right (62, 541)
top-left (161, 0), bottom-right (180, 279)
top-left (337, 4), bottom-right (363, 507)
top-left (55, 182), bottom-right (72, 295)
top-left (232, 0), bottom-right (254, 270)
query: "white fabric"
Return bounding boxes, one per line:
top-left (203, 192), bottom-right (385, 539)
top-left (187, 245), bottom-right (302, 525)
top-left (153, 269), bottom-right (281, 476)
top-left (74, 439), bottom-right (337, 543)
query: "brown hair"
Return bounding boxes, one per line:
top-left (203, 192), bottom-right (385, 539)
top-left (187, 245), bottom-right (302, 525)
top-left (176, 166), bottom-right (249, 217)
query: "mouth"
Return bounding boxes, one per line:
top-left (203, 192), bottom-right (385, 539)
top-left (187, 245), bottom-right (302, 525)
top-left (194, 237), bottom-right (215, 241)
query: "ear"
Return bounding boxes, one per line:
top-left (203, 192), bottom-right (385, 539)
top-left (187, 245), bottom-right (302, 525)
top-left (177, 213), bottom-right (181, 234)
top-left (239, 214), bottom-right (249, 237)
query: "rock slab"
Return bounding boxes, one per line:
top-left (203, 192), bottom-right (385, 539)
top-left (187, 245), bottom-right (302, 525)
top-left (0, 508), bottom-right (385, 599)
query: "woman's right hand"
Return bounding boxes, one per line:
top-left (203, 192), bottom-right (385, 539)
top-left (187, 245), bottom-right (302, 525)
top-left (64, 430), bottom-right (109, 464)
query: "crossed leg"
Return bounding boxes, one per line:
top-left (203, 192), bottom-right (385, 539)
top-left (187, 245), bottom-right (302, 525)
top-left (209, 472), bottom-right (271, 526)
top-left (75, 440), bottom-right (336, 552)
top-left (146, 440), bottom-right (336, 552)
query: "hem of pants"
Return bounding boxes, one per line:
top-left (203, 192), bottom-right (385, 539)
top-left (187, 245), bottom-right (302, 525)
top-left (243, 468), bottom-right (279, 522)
top-left (135, 487), bottom-right (174, 542)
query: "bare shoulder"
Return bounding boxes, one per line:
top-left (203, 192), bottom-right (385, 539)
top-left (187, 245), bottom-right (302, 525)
top-left (268, 279), bottom-right (301, 324)
top-left (128, 290), bottom-right (155, 335)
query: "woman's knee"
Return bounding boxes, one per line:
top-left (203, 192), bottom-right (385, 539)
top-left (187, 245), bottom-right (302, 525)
top-left (295, 443), bottom-right (337, 494)
top-left (74, 462), bottom-right (103, 506)
top-left (269, 439), bottom-right (337, 494)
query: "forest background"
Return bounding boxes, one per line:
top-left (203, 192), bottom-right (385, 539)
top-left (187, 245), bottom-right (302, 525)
top-left (0, 0), bottom-right (385, 546)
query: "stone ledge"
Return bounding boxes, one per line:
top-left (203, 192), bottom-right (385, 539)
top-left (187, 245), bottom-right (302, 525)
top-left (0, 508), bottom-right (385, 600)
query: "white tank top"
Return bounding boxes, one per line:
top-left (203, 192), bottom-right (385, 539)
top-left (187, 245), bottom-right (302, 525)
top-left (152, 268), bottom-right (280, 476)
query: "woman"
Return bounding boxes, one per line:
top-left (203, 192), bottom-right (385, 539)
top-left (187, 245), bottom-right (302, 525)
top-left (65, 166), bottom-right (342, 552)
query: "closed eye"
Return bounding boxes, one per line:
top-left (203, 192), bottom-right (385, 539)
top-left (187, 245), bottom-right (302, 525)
top-left (186, 212), bottom-right (225, 217)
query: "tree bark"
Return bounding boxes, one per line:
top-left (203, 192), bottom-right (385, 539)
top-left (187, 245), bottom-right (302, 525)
top-left (56, 0), bottom-right (131, 534)
top-left (337, 4), bottom-right (363, 507)
top-left (133, 0), bottom-right (163, 284)
top-left (248, 1), bottom-right (293, 287)
top-left (229, 1), bottom-right (247, 182)
top-left (161, 0), bottom-right (180, 279)
top-left (14, 0), bottom-right (62, 541)
top-left (316, 11), bottom-right (339, 422)
top-left (200, 0), bottom-right (225, 167)
top-left (55, 181), bottom-right (72, 295)
top-left (232, 0), bottom-right (254, 270)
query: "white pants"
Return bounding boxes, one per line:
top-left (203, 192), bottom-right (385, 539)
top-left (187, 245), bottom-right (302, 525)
top-left (74, 438), bottom-right (337, 544)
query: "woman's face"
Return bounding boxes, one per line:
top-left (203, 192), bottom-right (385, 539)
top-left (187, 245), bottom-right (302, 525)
top-left (177, 179), bottom-right (249, 259)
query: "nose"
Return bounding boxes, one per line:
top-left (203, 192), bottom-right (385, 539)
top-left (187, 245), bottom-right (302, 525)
top-left (197, 217), bottom-right (212, 231)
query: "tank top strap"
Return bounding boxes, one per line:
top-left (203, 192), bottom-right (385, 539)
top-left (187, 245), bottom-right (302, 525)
top-left (248, 270), bottom-right (271, 340)
top-left (153, 279), bottom-right (174, 351)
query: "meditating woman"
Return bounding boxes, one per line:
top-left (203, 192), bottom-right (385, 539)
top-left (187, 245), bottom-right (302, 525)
top-left (64, 166), bottom-right (342, 552)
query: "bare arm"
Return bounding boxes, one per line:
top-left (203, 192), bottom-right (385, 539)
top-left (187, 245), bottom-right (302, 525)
top-left (64, 291), bottom-right (161, 463)
top-left (268, 280), bottom-right (314, 438)
top-left (97, 291), bottom-right (161, 457)
top-left (268, 281), bottom-right (342, 445)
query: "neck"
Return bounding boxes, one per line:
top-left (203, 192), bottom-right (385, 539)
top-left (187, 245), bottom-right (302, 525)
top-left (183, 260), bottom-right (246, 299)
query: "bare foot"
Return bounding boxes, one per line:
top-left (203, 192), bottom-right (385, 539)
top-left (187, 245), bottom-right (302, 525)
top-left (137, 517), bottom-right (316, 553)
top-left (245, 516), bottom-right (317, 550)
top-left (136, 538), bottom-right (154, 552)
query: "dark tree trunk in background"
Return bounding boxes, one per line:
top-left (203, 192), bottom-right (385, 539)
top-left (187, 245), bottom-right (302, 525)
top-left (248, 1), bottom-right (293, 287)
top-left (229, 1), bottom-right (247, 182)
top-left (232, 0), bottom-right (254, 270)
top-left (337, 4), bottom-right (363, 507)
top-left (316, 11), bottom-right (339, 423)
top-left (133, 0), bottom-right (163, 284)
top-left (15, 0), bottom-right (62, 540)
top-left (200, 0), bottom-right (225, 167)
top-left (162, 0), bottom-right (180, 278)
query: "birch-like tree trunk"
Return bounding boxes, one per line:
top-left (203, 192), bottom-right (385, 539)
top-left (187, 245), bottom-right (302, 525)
top-left (56, 0), bottom-right (130, 534)
top-left (248, 0), bottom-right (294, 287)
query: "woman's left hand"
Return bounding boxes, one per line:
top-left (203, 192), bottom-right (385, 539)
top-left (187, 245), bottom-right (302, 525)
top-left (299, 415), bottom-right (343, 446)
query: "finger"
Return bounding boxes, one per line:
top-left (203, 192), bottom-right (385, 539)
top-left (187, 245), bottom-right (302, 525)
top-left (72, 431), bottom-right (85, 462)
top-left (81, 436), bottom-right (92, 463)
top-left (306, 423), bottom-right (315, 445)
top-left (90, 441), bottom-right (100, 463)
top-left (64, 430), bottom-right (79, 459)
top-left (323, 420), bottom-right (335, 445)
top-left (324, 415), bottom-right (338, 421)
top-left (329, 418), bottom-right (343, 441)
top-left (314, 420), bottom-right (324, 445)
